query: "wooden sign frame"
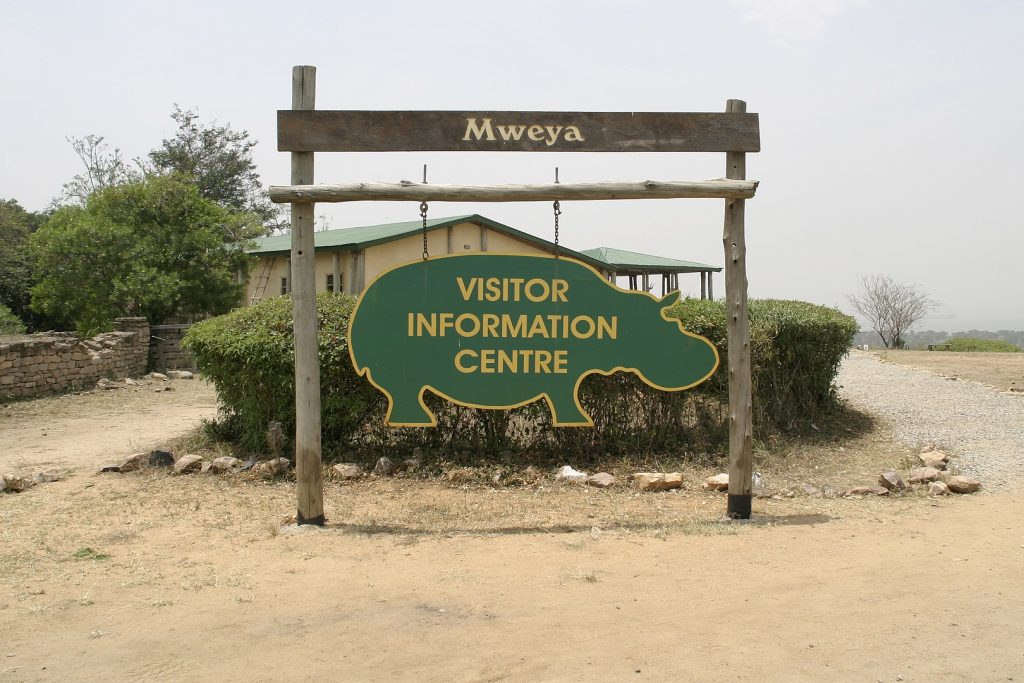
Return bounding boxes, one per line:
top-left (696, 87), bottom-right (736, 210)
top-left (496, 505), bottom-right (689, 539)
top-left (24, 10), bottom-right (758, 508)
top-left (274, 65), bottom-right (759, 525)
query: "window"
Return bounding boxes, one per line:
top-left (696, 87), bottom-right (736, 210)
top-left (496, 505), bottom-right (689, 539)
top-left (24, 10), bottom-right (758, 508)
top-left (326, 273), bottom-right (343, 293)
top-left (280, 277), bottom-right (288, 295)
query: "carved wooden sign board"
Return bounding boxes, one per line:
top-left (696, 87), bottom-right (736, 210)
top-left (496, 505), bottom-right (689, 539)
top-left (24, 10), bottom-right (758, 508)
top-left (278, 110), bottom-right (760, 153)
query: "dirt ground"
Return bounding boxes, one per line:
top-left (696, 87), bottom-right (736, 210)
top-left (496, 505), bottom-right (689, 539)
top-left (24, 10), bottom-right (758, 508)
top-left (872, 349), bottom-right (1024, 391)
top-left (0, 378), bottom-right (218, 474)
top-left (2, 365), bottom-right (1023, 682)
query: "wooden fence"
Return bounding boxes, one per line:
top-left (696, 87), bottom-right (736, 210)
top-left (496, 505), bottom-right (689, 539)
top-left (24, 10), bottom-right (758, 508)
top-left (149, 324), bottom-right (196, 372)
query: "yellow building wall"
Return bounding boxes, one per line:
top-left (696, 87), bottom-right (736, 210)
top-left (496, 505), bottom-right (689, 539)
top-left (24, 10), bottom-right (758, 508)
top-left (244, 254), bottom-right (290, 304)
top-left (244, 221), bottom-right (556, 305)
top-left (361, 222), bottom-right (549, 290)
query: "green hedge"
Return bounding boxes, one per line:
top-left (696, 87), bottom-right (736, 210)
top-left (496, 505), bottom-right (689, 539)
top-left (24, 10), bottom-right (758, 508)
top-left (945, 337), bottom-right (1021, 352)
top-left (183, 293), bottom-right (856, 460)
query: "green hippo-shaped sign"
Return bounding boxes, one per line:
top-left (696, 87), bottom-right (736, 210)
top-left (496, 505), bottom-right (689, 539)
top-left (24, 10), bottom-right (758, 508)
top-left (348, 254), bottom-right (719, 427)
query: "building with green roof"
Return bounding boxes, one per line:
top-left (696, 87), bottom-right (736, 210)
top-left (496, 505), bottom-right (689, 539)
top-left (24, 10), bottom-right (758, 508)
top-left (245, 214), bottom-right (719, 304)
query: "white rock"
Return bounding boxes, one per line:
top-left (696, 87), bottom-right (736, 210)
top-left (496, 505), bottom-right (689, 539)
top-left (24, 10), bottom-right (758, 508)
top-left (928, 481), bottom-right (950, 496)
top-left (166, 370), bottom-right (194, 380)
top-left (556, 465), bottom-right (588, 483)
top-left (703, 473), bottom-right (730, 491)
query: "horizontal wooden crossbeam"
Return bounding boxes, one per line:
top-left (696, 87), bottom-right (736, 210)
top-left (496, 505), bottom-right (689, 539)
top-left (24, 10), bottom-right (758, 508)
top-left (268, 179), bottom-right (758, 204)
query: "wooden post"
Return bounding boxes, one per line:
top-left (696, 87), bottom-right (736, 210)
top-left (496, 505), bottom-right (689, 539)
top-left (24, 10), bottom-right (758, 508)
top-left (700, 272), bottom-right (707, 300)
top-left (708, 272), bottom-right (713, 301)
top-left (723, 99), bottom-right (753, 520)
top-left (290, 66), bottom-right (324, 526)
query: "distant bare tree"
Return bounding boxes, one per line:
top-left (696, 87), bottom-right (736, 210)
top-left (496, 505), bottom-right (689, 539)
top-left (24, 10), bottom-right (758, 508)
top-left (59, 135), bottom-right (140, 206)
top-left (848, 274), bottom-right (936, 349)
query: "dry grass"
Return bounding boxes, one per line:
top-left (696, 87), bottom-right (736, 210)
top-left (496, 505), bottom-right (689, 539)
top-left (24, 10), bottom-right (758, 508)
top-left (872, 350), bottom-right (1024, 391)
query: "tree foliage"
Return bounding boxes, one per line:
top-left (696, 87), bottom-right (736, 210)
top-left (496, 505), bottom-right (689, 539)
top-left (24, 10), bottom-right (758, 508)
top-left (0, 199), bottom-right (47, 328)
top-left (29, 175), bottom-right (261, 336)
top-left (848, 274), bottom-right (935, 349)
top-left (148, 106), bottom-right (278, 226)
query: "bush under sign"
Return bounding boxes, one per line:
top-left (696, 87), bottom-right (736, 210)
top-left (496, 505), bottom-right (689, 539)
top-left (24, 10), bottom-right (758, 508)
top-left (348, 254), bottom-right (719, 427)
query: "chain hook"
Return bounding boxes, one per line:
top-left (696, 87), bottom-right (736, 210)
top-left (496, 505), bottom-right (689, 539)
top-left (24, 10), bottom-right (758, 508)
top-left (553, 167), bottom-right (561, 258)
top-left (420, 200), bottom-right (429, 260)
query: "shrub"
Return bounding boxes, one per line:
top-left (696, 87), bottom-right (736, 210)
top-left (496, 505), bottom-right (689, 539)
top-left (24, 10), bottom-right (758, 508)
top-left (0, 303), bottom-right (26, 335)
top-left (945, 337), bottom-right (1021, 352)
top-left (184, 294), bottom-right (857, 461)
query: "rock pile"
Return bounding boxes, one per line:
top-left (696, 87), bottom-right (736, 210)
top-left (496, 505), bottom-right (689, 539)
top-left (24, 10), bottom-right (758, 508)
top-left (98, 448), bottom-right (293, 479)
top-left (841, 447), bottom-right (981, 497)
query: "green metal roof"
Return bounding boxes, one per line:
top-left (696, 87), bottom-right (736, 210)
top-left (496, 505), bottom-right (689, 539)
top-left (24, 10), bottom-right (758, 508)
top-left (577, 247), bottom-right (721, 273)
top-left (248, 215), bottom-right (720, 275)
top-left (247, 214), bottom-right (609, 270)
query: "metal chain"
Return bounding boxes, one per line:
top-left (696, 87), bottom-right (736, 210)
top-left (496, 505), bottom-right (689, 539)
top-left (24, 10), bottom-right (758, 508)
top-left (420, 201), bottom-right (429, 260)
top-left (553, 200), bottom-right (561, 258)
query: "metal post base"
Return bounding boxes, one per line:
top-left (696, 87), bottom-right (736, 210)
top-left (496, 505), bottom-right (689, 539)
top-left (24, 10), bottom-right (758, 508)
top-left (296, 512), bottom-right (326, 526)
top-left (727, 494), bottom-right (752, 520)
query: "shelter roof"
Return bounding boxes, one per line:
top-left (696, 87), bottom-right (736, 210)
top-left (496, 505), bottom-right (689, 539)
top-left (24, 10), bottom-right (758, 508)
top-left (577, 246), bottom-right (721, 273)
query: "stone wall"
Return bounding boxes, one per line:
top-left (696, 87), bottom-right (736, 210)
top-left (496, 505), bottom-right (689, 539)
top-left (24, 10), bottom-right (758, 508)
top-left (0, 317), bottom-right (149, 400)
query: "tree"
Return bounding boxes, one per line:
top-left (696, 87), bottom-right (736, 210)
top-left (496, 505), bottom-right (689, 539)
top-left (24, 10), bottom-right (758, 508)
top-left (848, 274), bottom-right (936, 349)
top-left (0, 199), bottom-right (48, 329)
top-left (148, 106), bottom-right (279, 227)
top-left (0, 303), bottom-right (26, 335)
top-left (59, 135), bottom-right (141, 206)
top-left (30, 175), bottom-right (262, 336)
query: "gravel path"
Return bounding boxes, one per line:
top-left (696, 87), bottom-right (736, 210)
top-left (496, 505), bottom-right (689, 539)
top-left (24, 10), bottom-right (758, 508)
top-left (837, 350), bottom-right (1024, 489)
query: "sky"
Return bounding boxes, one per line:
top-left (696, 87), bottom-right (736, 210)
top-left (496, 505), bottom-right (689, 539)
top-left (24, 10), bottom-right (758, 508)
top-left (2, 0), bottom-right (1022, 332)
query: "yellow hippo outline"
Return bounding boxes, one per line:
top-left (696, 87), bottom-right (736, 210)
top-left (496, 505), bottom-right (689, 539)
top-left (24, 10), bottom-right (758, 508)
top-left (347, 252), bottom-right (721, 427)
